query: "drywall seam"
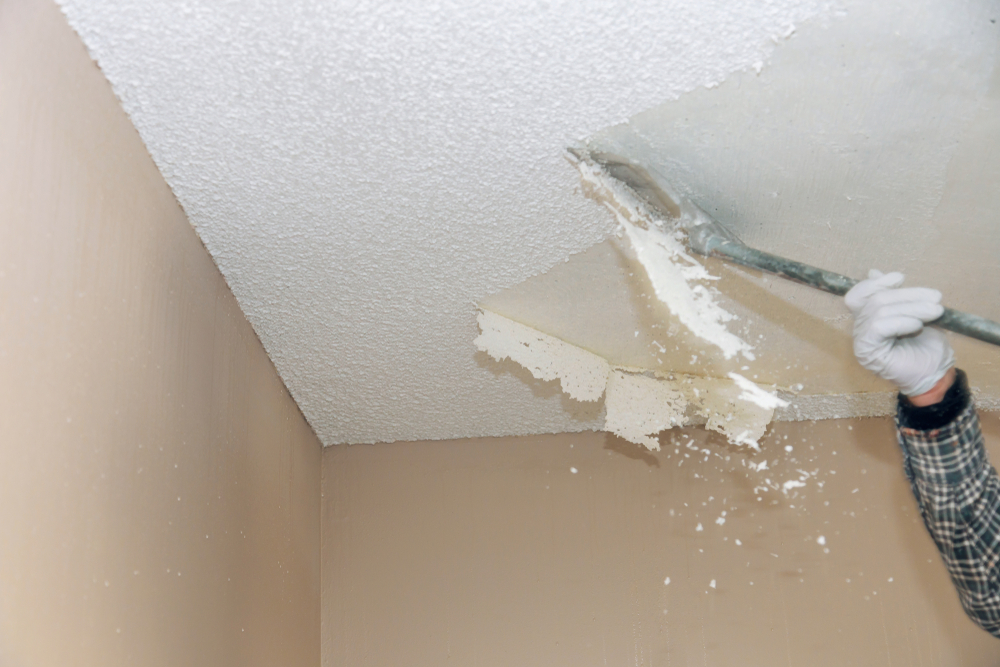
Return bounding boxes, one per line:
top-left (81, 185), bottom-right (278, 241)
top-left (774, 392), bottom-right (897, 421)
top-left (971, 390), bottom-right (1000, 413)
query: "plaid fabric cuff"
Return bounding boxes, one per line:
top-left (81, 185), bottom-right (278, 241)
top-left (897, 392), bottom-right (983, 487)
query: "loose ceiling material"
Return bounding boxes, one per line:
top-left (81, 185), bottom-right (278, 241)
top-left (479, 0), bottom-right (1000, 450)
top-left (55, 0), bottom-right (836, 445)
top-left (476, 164), bottom-right (793, 450)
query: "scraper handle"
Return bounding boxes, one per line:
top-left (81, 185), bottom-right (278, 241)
top-left (705, 239), bottom-right (1000, 348)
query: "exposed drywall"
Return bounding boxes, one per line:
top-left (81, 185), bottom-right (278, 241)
top-left (483, 0), bottom-right (1000, 433)
top-left (53, 0), bottom-right (837, 444)
top-left (0, 2), bottom-right (321, 664)
top-left (322, 417), bottom-right (1000, 665)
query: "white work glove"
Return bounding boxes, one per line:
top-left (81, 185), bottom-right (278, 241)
top-left (844, 269), bottom-right (954, 397)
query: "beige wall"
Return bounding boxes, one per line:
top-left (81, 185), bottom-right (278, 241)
top-left (0, 1), bottom-right (321, 665)
top-left (323, 417), bottom-right (1000, 666)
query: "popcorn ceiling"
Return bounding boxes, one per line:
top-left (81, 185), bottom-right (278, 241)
top-left (54, 0), bottom-right (836, 445)
top-left (56, 0), bottom-right (1000, 446)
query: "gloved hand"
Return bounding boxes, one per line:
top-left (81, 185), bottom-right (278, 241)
top-left (844, 269), bottom-right (954, 397)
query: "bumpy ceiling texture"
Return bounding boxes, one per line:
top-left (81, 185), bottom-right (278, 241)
top-left (55, 0), bottom-right (839, 444)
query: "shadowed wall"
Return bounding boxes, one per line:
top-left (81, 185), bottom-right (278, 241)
top-left (0, 1), bottom-right (321, 664)
top-left (324, 418), bottom-right (1000, 665)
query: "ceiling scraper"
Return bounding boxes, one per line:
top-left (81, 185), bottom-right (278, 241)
top-left (569, 148), bottom-right (1000, 348)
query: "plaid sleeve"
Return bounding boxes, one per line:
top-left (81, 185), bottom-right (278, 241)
top-left (897, 377), bottom-right (1000, 637)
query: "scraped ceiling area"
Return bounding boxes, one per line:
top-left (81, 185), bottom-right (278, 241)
top-left (55, 0), bottom-right (999, 446)
top-left (479, 0), bottom-right (1000, 448)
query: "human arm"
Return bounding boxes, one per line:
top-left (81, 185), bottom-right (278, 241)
top-left (896, 369), bottom-right (1000, 637)
top-left (846, 271), bottom-right (1000, 637)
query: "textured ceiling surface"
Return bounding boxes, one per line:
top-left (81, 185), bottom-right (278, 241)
top-left (55, 0), bottom-right (833, 445)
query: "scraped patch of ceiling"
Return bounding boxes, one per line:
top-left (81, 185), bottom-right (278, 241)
top-left (54, 0), bottom-right (838, 444)
top-left (481, 0), bottom-right (1000, 447)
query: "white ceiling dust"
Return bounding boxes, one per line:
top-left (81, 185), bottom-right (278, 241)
top-left (54, 0), bottom-right (836, 445)
top-left (728, 373), bottom-right (789, 411)
top-left (482, 156), bottom-right (785, 449)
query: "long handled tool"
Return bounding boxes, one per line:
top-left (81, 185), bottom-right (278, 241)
top-left (575, 149), bottom-right (1000, 347)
